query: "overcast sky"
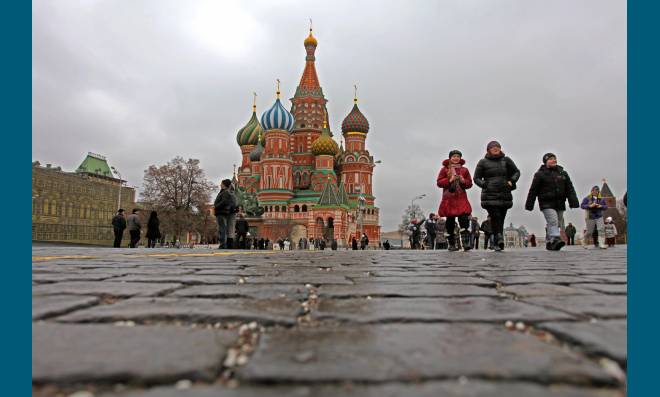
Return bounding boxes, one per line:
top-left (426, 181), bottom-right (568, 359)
top-left (32, 0), bottom-right (626, 234)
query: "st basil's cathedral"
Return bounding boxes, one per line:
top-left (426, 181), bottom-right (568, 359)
top-left (232, 27), bottom-right (380, 247)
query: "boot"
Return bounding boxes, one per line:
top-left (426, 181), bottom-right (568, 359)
top-left (496, 233), bottom-right (505, 251)
top-left (226, 238), bottom-right (234, 249)
top-left (460, 229), bottom-right (472, 251)
top-left (598, 236), bottom-right (608, 249)
top-left (447, 235), bottom-right (460, 251)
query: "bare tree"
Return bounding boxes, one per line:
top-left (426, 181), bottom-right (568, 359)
top-left (141, 157), bottom-right (216, 241)
top-left (398, 203), bottom-right (425, 235)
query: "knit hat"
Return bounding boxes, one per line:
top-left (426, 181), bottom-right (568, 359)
top-left (221, 179), bottom-right (232, 187)
top-left (486, 141), bottom-right (501, 151)
top-left (542, 153), bottom-right (556, 164)
top-left (448, 149), bottom-right (462, 158)
top-left (592, 185), bottom-right (600, 192)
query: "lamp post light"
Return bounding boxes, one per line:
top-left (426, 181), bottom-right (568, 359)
top-left (111, 166), bottom-right (123, 211)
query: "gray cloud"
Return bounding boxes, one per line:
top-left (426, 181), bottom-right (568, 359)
top-left (32, 0), bottom-right (626, 233)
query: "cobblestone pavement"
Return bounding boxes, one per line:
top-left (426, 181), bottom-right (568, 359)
top-left (32, 246), bottom-right (627, 397)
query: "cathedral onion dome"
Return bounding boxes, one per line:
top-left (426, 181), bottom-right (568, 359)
top-left (248, 139), bottom-right (264, 162)
top-left (341, 102), bottom-right (370, 134)
top-left (236, 111), bottom-right (263, 146)
top-left (312, 119), bottom-right (339, 156)
top-left (261, 97), bottom-right (295, 131)
top-left (304, 29), bottom-right (317, 47)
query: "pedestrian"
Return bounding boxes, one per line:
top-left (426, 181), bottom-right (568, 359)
top-left (437, 149), bottom-right (474, 251)
top-left (253, 237), bottom-right (259, 250)
top-left (383, 240), bottom-right (391, 250)
top-left (126, 208), bottom-right (142, 248)
top-left (213, 179), bottom-right (237, 249)
top-left (360, 233), bottom-right (369, 250)
top-left (524, 153), bottom-right (579, 251)
top-left (473, 141), bottom-right (521, 251)
top-left (565, 223), bottom-right (577, 245)
top-left (480, 217), bottom-right (492, 250)
top-left (235, 213), bottom-right (249, 249)
top-left (435, 216), bottom-right (448, 249)
top-left (319, 239), bottom-right (326, 250)
top-left (425, 213), bottom-right (438, 250)
top-left (351, 236), bottom-right (358, 250)
top-left (471, 216), bottom-right (481, 250)
top-left (283, 238), bottom-right (290, 250)
top-left (529, 233), bottom-right (537, 247)
top-left (298, 238), bottom-right (304, 250)
top-left (581, 185), bottom-right (609, 249)
top-left (604, 217), bottom-right (618, 247)
top-left (111, 209), bottom-right (127, 248)
top-left (408, 219), bottom-right (425, 249)
top-left (146, 210), bottom-right (161, 248)
top-left (331, 239), bottom-right (338, 250)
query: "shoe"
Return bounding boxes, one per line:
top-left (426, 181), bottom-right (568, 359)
top-left (493, 245), bottom-right (503, 252)
top-left (548, 238), bottom-right (565, 251)
top-left (460, 229), bottom-right (472, 251)
top-left (496, 234), bottom-right (505, 250)
top-left (546, 241), bottom-right (553, 251)
top-left (598, 237), bottom-right (608, 249)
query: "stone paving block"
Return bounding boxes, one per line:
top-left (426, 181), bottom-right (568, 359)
top-left (539, 320), bottom-right (627, 364)
top-left (171, 284), bottom-right (307, 300)
top-left (522, 295), bottom-right (627, 318)
top-left (570, 283), bottom-right (627, 294)
top-left (101, 382), bottom-right (624, 397)
top-left (238, 323), bottom-right (614, 384)
top-left (312, 297), bottom-right (575, 323)
top-left (32, 273), bottom-right (120, 283)
top-left (354, 276), bottom-right (495, 286)
top-left (32, 295), bottom-right (100, 320)
top-left (499, 283), bottom-right (597, 297)
top-left (32, 281), bottom-right (183, 298)
top-left (245, 275), bottom-right (353, 285)
top-left (109, 275), bottom-right (239, 285)
top-left (581, 275), bottom-right (627, 283)
top-left (33, 323), bottom-right (235, 384)
top-left (317, 284), bottom-right (498, 298)
top-left (484, 275), bottom-right (596, 285)
top-left (57, 297), bottom-right (300, 325)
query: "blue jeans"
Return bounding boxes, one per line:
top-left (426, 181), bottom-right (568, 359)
top-left (216, 213), bottom-right (235, 248)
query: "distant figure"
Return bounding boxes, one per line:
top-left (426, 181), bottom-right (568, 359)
top-left (146, 211), bottom-right (161, 248)
top-left (436, 150), bottom-right (474, 251)
top-left (425, 213), bottom-right (438, 250)
top-left (319, 239), bottom-right (326, 250)
top-left (604, 217), bottom-right (618, 247)
top-left (331, 239), bottom-right (338, 250)
top-left (565, 223), bottom-right (577, 245)
top-left (435, 217), bottom-right (447, 249)
top-left (581, 185), bottom-right (609, 249)
top-left (235, 214), bottom-right (249, 249)
top-left (408, 219), bottom-right (425, 249)
top-left (126, 208), bottom-right (142, 248)
top-left (352, 237), bottom-right (358, 250)
top-left (383, 240), bottom-right (391, 250)
top-left (283, 238), bottom-right (291, 250)
top-left (111, 209), bottom-right (126, 248)
top-left (471, 216), bottom-right (480, 250)
top-left (480, 217), bottom-right (492, 250)
top-left (529, 234), bottom-right (537, 247)
top-left (214, 179), bottom-right (237, 249)
top-left (524, 153), bottom-right (579, 251)
top-left (360, 233), bottom-right (369, 250)
top-left (473, 141), bottom-right (521, 252)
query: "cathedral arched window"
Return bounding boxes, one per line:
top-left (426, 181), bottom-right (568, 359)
top-left (294, 205), bottom-right (300, 212)
top-left (302, 205), bottom-right (307, 212)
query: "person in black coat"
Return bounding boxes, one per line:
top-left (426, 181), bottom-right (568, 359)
top-left (473, 141), bottom-right (520, 251)
top-left (480, 217), bottom-right (493, 250)
top-left (146, 211), bottom-right (161, 248)
top-left (234, 214), bottom-right (250, 249)
top-left (525, 153), bottom-right (579, 251)
top-left (111, 209), bottom-right (127, 248)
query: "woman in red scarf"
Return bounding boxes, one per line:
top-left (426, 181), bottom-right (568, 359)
top-left (437, 150), bottom-right (473, 251)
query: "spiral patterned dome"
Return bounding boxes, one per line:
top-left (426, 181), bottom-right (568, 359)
top-left (248, 139), bottom-right (264, 162)
top-left (236, 111), bottom-right (263, 146)
top-left (312, 130), bottom-right (339, 156)
top-left (341, 103), bottom-right (370, 134)
top-left (261, 98), bottom-right (295, 132)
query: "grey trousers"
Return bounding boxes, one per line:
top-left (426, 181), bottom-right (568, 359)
top-left (216, 213), bottom-right (236, 248)
top-left (542, 209), bottom-right (564, 239)
top-left (584, 217), bottom-right (605, 241)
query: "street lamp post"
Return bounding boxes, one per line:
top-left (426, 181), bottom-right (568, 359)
top-left (404, 194), bottom-right (426, 248)
top-left (111, 166), bottom-right (123, 211)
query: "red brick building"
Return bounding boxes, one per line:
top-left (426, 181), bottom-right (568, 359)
top-left (233, 28), bottom-right (380, 247)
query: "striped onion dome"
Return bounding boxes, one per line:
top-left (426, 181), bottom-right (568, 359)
top-left (341, 103), bottom-right (370, 134)
top-left (261, 98), bottom-right (295, 131)
top-left (248, 139), bottom-right (264, 162)
top-left (236, 111), bottom-right (263, 146)
top-left (312, 129), bottom-right (339, 156)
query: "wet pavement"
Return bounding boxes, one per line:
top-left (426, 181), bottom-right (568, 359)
top-left (32, 246), bottom-right (627, 397)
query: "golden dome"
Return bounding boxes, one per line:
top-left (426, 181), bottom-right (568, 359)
top-left (304, 29), bottom-right (317, 47)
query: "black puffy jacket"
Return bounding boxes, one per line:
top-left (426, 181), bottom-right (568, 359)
top-left (525, 165), bottom-right (579, 211)
top-left (473, 153), bottom-right (520, 209)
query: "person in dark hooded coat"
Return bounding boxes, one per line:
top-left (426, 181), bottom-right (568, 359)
top-left (525, 153), bottom-right (579, 251)
top-left (473, 141), bottom-right (520, 251)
